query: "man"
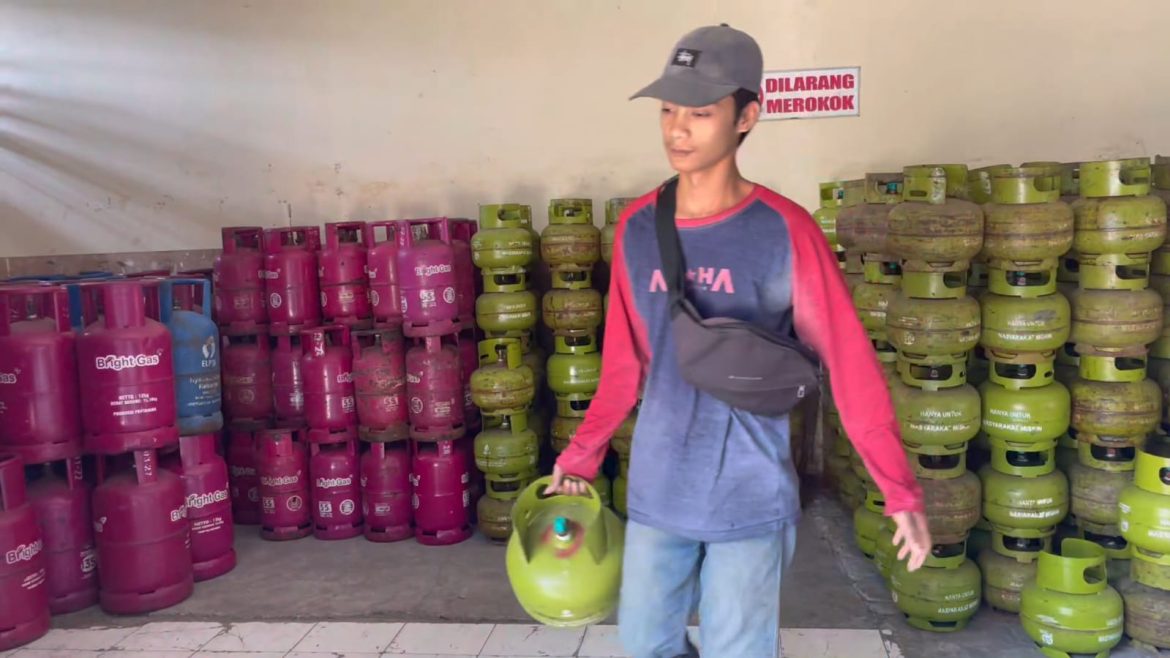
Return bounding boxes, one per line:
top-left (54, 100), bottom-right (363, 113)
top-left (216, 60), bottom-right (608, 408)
top-left (546, 24), bottom-right (930, 658)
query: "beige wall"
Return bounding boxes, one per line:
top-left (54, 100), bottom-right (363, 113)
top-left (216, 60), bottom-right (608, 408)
top-left (3, 0), bottom-right (1169, 259)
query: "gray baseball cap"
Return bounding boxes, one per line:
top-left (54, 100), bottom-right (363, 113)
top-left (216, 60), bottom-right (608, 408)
top-left (630, 24), bottom-right (763, 107)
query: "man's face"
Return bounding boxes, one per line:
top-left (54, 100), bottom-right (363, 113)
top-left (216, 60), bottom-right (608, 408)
top-left (659, 95), bottom-right (753, 174)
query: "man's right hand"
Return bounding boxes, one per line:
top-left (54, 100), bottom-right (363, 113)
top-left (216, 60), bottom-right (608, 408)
top-left (545, 464), bottom-right (590, 496)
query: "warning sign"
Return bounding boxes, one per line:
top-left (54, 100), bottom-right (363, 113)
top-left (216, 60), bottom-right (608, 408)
top-left (758, 67), bottom-right (861, 121)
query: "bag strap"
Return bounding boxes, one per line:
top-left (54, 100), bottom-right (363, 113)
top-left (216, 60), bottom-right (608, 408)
top-left (654, 177), bottom-right (688, 313)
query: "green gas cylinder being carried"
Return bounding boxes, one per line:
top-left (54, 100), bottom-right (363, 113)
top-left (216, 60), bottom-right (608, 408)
top-left (506, 476), bottom-right (625, 627)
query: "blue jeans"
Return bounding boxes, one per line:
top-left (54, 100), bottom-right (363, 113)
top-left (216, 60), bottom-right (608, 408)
top-left (618, 519), bottom-right (798, 658)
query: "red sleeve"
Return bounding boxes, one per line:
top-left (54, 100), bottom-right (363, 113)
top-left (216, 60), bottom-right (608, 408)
top-left (555, 203), bottom-right (652, 480)
top-left (764, 191), bottom-right (925, 516)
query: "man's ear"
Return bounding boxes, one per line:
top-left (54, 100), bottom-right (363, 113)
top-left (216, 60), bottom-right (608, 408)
top-left (737, 100), bottom-right (761, 135)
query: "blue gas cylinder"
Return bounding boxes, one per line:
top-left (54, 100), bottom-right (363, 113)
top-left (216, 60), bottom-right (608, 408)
top-left (160, 278), bottom-right (223, 435)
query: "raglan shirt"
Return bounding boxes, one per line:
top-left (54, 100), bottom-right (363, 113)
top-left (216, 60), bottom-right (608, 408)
top-left (555, 183), bottom-right (924, 543)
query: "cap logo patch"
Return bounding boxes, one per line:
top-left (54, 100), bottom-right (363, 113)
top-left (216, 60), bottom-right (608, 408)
top-left (673, 48), bottom-right (700, 68)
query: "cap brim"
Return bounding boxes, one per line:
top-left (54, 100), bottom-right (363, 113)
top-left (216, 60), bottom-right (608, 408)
top-left (629, 74), bottom-right (741, 107)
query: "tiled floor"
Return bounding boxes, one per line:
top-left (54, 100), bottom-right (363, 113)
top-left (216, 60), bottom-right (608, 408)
top-left (1, 621), bottom-right (891, 657)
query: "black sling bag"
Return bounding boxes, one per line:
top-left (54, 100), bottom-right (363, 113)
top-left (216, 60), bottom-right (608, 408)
top-left (653, 176), bottom-right (822, 417)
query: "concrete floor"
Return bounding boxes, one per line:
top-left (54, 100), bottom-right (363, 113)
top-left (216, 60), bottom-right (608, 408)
top-left (48, 490), bottom-right (1170, 658)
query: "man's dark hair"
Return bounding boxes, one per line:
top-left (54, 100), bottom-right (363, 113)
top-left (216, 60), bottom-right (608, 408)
top-left (733, 88), bottom-right (760, 145)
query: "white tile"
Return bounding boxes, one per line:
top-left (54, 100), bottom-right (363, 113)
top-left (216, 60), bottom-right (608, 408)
top-left (22, 627), bottom-right (139, 652)
top-left (577, 625), bottom-right (626, 657)
top-left (115, 621), bottom-right (224, 651)
top-left (479, 624), bottom-right (585, 656)
top-left (384, 623), bottom-right (492, 655)
top-left (98, 652), bottom-right (194, 658)
top-left (286, 653), bottom-right (381, 658)
top-left (284, 650), bottom-right (379, 655)
top-left (780, 628), bottom-right (887, 658)
top-left (7, 646), bottom-right (104, 650)
top-left (381, 650), bottom-right (477, 655)
top-left (189, 653), bottom-right (286, 658)
top-left (199, 622), bottom-right (316, 653)
top-left (291, 622), bottom-right (403, 653)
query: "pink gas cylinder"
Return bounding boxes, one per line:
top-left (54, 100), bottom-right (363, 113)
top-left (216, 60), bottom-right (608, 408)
top-left (26, 457), bottom-right (97, 615)
top-left (92, 449), bottom-right (193, 614)
top-left (301, 325), bottom-right (356, 441)
top-left (221, 331), bottom-right (274, 428)
top-left (0, 453), bottom-right (50, 650)
top-left (310, 440), bottom-right (362, 540)
top-left (160, 434), bottom-right (235, 582)
top-left (360, 441), bottom-right (412, 542)
top-left (0, 285), bottom-right (83, 463)
top-left (225, 427), bottom-right (262, 525)
top-left (271, 333), bottom-right (305, 428)
top-left (457, 434), bottom-right (483, 520)
top-left (455, 329), bottom-right (481, 433)
top-left (397, 218), bottom-right (460, 337)
top-left (410, 440), bottom-right (471, 545)
top-left (255, 428), bottom-right (311, 540)
top-left (406, 335), bottom-right (465, 441)
top-left (364, 221), bottom-right (404, 328)
top-left (352, 328), bottom-right (409, 442)
top-left (319, 221), bottom-right (372, 329)
top-left (213, 227), bottom-right (266, 334)
top-left (450, 219), bottom-right (478, 330)
top-left (78, 281), bottom-right (179, 455)
top-left (263, 226), bottom-right (322, 336)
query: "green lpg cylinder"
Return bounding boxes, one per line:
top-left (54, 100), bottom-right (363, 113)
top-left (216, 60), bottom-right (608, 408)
top-left (873, 518), bottom-right (898, 581)
top-left (478, 495), bottom-right (517, 541)
top-left (1069, 376), bottom-right (1161, 438)
top-left (982, 165), bottom-right (1075, 267)
top-left (853, 489), bottom-right (886, 559)
top-left (1077, 523), bottom-right (1133, 586)
top-left (980, 437), bottom-right (1069, 532)
top-left (1118, 434), bottom-right (1170, 558)
top-left (542, 199), bottom-right (600, 273)
top-left (518, 334), bottom-right (546, 392)
top-left (886, 293), bottom-right (981, 360)
top-left (470, 339), bottom-right (535, 416)
top-left (547, 335), bottom-right (601, 402)
top-left (473, 206), bottom-right (536, 274)
top-left (979, 377), bottom-right (1070, 444)
top-left (1069, 460), bottom-right (1133, 527)
top-left (889, 542), bottom-right (981, 632)
top-left (836, 172), bottom-right (903, 256)
top-left (854, 279), bottom-right (897, 335)
top-left (600, 197), bottom-right (635, 266)
top-left (1076, 438), bottom-right (1137, 473)
top-left (897, 352), bottom-right (968, 390)
top-left (979, 290), bottom-right (1070, 356)
top-left (1072, 158), bottom-right (1167, 290)
top-left (889, 379), bottom-right (980, 450)
top-left (542, 287), bottom-right (602, 336)
top-left (888, 165), bottom-right (984, 269)
top-left (549, 415), bottom-right (582, 454)
top-left (920, 471), bottom-right (982, 544)
top-left (474, 412), bottom-right (539, 480)
top-left (813, 180), bottom-right (846, 247)
top-left (506, 477), bottom-right (625, 627)
top-left (1019, 539), bottom-right (1124, 658)
top-left (1118, 577), bottom-right (1170, 651)
top-left (979, 529), bottom-right (1048, 613)
top-left (968, 164), bottom-right (1012, 206)
top-left (1068, 287), bottom-right (1162, 349)
top-left (1149, 273), bottom-right (1170, 358)
top-left (476, 273), bottom-right (538, 337)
